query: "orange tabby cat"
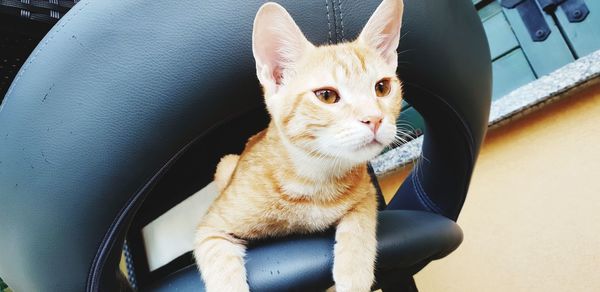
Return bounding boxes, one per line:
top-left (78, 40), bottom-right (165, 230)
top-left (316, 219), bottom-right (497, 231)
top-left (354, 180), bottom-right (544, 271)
top-left (194, 0), bottom-right (404, 291)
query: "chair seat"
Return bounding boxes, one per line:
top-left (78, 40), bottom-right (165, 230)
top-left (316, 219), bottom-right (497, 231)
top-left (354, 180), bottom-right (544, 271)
top-left (144, 210), bottom-right (462, 292)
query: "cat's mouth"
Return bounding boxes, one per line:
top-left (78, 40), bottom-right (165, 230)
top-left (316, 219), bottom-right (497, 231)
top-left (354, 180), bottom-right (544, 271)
top-left (348, 138), bottom-right (385, 161)
top-left (366, 139), bottom-right (382, 147)
top-left (357, 138), bottom-right (383, 150)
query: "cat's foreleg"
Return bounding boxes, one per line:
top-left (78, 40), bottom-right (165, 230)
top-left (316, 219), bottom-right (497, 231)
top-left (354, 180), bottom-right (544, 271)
top-left (194, 227), bottom-right (250, 292)
top-left (332, 195), bottom-right (378, 292)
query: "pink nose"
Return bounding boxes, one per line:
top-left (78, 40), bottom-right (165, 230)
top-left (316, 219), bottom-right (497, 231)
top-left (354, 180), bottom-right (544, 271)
top-left (360, 116), bottom-right (383, 133)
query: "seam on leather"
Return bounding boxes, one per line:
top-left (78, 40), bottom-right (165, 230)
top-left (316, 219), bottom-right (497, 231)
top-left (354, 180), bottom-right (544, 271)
top-left (404, 81), bottom-right (477, 172)
top-left (410, 171), bottom-right (429, 211)
top-left (424, 92), bottom-right (477, 218)
top-left (86, 142), bottom-right (188, 291)
top-left (330, 0), bottom-right (338, 43)
top-left (415, 156), bottom-right (443, 214)
top-left (86, 108), bottom-right (261, 290)
top-left (401, 81), bottom-right (478, 219)
top-left (324, 0), bottom-right (333, 44)
top-left (410, 173), bottom-right (430, 211)
top-left (0, 0), bottom-right (92, 113)
top-left (409, 155), bottom-right (439, 213)
top-left (411, 168), bottom-right (442, 214)
top-left (403, 82), bottom-right (477, 162)
top-left (337, 0), bottom-right (345, 41)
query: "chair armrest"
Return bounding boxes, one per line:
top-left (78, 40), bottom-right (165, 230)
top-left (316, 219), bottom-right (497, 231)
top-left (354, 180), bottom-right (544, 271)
top-left (145, 210), bottom-right (462, 291)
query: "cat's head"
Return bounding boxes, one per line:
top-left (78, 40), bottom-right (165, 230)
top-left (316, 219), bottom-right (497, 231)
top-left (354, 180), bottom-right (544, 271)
top-left (253, 0), bottom-right (404, 164)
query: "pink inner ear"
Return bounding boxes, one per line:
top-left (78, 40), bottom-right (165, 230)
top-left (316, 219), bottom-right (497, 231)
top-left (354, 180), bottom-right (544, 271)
top-left (258, 39), bottom-right (286, 86)
top-left (253, 3), bottom-right (313, 89)
top-left (380, 34), bottom-right (398, 63)
top-left (357, 0), bottom-right (403, 66)
top-left (273, 67), bottom-right (283, 85)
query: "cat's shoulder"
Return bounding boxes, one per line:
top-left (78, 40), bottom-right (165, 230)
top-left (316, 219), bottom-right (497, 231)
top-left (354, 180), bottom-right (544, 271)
top-left (244, 128), bottom-right (267, 150)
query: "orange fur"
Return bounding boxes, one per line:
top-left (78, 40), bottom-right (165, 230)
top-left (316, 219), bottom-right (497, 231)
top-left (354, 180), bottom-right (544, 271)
top-left (214, 154), bottom-right (239, 192)
top-left (195, 1), bottom-right (404, 291)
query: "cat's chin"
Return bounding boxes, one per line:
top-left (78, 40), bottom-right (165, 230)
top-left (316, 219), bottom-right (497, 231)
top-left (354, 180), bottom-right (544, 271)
top-left (343, 141), bottom-right (386, 164)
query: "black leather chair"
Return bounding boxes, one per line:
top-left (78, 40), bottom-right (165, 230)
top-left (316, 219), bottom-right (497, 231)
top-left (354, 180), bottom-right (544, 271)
top-left (0, 0), bottom-right (491, 291)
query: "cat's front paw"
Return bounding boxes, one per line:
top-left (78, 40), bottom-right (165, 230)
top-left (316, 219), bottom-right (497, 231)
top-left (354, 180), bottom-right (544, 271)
top-left (204, 280), bottom-right (250, 292)
top-left (332, 269), bottom-right (374, 292)
top-left (333, 281), bottom-right (373, 292)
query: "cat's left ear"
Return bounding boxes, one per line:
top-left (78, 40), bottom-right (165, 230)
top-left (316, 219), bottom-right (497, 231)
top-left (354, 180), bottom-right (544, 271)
top-left (358, 0), bottom-right (404, 68)
top-left (252, 2), bottom-right (313, 94)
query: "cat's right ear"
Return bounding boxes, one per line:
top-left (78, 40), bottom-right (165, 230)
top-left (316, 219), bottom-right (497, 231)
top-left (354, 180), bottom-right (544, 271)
top-left (252, 2), bottom-right (312, 94)
top-left (358, 0), bottom-right (404, 68)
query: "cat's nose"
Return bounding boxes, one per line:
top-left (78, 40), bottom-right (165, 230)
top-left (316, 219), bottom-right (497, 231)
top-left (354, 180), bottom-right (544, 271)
top-left (360, 116), bottom-right (383, 133)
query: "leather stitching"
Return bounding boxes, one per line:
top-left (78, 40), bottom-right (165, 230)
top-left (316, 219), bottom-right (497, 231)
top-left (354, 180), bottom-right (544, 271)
top-left (403, 81), bottom-right (478, 219)
top-left (411, 168), bottom-right (433, 212)
top-left (330, 0), bottom-right (338, 43)
top-left (412, 164), bottom-right (443, 214)
top-left (410, 159), bottom-right (428, 210)
top-left (337, 0), bottom-right (345, 41)
top-left (86, 110), bottom-right (254, 290)
top-left (86, 143), bottom-right (185, 291)
top-left (403, 81), bottom-right (476, 169)
top-left (324, 0), bottom-right (333, 44)
top-left (0, 0), bottom-right (92, 113)
top-left (410, 173), bottom-right (431, 211)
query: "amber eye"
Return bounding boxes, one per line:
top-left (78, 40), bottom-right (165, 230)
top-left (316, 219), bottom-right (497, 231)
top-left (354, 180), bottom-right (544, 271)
top-left (314, 89), bottom-right (340, 104)
top-left (375, 78), bottom-right (391, 97)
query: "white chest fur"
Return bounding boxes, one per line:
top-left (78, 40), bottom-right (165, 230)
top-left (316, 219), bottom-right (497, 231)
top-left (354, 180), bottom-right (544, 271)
top-left (281, 194), bottom-right (356, 233)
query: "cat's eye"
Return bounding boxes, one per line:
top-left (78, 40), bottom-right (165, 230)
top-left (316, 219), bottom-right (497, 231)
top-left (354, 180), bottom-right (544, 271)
top-left (375, 78), bottom-right (391, 97)
top-left (314, 89), bottom-right (340, 104)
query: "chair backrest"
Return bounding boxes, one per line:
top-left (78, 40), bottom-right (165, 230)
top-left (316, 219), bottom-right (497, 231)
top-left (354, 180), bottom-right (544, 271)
top-left (384, 1), bottom-right (492, 220)
top-left (0, 0), bottom-right (490, 291)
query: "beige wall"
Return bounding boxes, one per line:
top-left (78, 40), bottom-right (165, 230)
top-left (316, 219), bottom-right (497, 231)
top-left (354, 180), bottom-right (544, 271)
top-left (378, 81), bottom-right (600, 292)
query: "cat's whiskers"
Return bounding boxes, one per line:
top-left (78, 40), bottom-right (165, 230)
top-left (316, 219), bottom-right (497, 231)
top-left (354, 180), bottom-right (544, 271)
top-left (396, 48), bottom-right (413, 56)
top-left (396, 122), bottom-right (417, 133)
top-left (294, 137), bottom-right (361, 178)
top-left (293, 137), bottom-right (330, 161)
top-left (399, 30), bottom-right (410, 43)
top-left (395, 125), bottom-right (422, 174)
top-left (281, 135), bottom-right (353, 181)
top-left (387, 126), bottom-right (419, 166)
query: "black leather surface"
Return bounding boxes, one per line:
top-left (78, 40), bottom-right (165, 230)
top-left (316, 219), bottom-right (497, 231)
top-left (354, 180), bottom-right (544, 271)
top-left (0, 0), bottom-right (490, 291)
top-left (145, 211), bottom-right (462, 292)
top-left (383, 0), bottom-right (492, 220)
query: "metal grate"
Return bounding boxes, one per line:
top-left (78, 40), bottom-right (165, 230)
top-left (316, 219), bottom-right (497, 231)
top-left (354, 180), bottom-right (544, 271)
top-left (0, 1), bottom-right (77, 101)
top-left (0, 28), bottom-right (41, 99)
top-left (123, 241), bottom-right (138, 290)
top-left (0, 0), bottom-right (77, 24)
